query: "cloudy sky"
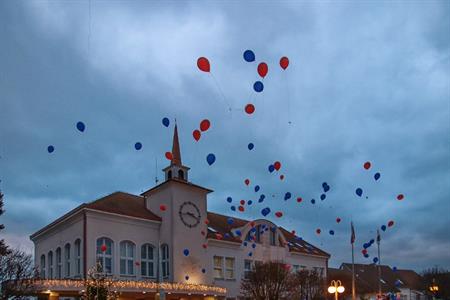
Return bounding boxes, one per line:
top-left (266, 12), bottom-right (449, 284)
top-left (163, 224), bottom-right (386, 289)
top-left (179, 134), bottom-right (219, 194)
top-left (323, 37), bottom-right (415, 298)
top-left (1, 0), bottom-right (449, 272)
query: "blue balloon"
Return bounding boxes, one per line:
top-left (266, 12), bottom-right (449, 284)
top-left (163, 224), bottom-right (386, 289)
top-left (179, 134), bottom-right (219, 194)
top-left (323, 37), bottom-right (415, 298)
top-left (393, 266), bottom-right (397, 272)
top-left (381, 225), bottom-right (387, 231)
top-left (247, 200), bottom-right (253, 205)
top-left (201, 268), bottom-right (206, 273)
top-left (268, 164), bottom-right (275, 173)
top-left (253, 81), bottom-right (264, 92)
top-left (243, 50), bottom-right (255, 62)
top-left (231, 206), bottom-right (236, 211)
top-left (373, 257), bottom-right (379, 263)
top-left (355, 188), bottom-right (363, 197)
top-left (134, 142), bottom-right (142, 150)
top-left (374, 172), bottom-right (381, 181)
top-left (322, 182), bottom-right (330, 192)
top-left (227, 218), bottom-right (234, 225)
top-left (162, 117), bottom-right (170, 127)
top-left (183, 249), bottom-right (189, 256)
top-left (370, 239), bottom-right (375, 244)
top-left (254, 185), bottom-right (260, 192)
top-left (261, 207), bottom-right (271, 217)
top-left (329, 230), bottom-right (335, 235)
top-left (364, 253), bottom-right (369, 258)
top-left (284, 192), bottom-right (291, 200)
top-left (47, 145), bottom-right (55, 153)
top-left (226, 197), bottom-right (232, 203)
top-left (206, 153), bottom-right (216, 165)
top-left (251, 243), bottom-right (256, 249)
top-left (76, 121), bottom-right (85, 132)
top-left (235, 230), bottom-right (242, 236)
top-left (311, 199), bottom-right (316, 204)
top-left (320, 193), bottom-right (326, 201)
top-left (258, 194), bottom-right (265, 203)
top-left (248, 252), bottom-right (253, 257)
top-left (224, 233), bottom-right (230, 239)
top-left (363, 243), bottom-right (369, 249)
top-left (243, 241), bottom-right (248, 247)
top-left (248, 143), bottom-right (254, 150)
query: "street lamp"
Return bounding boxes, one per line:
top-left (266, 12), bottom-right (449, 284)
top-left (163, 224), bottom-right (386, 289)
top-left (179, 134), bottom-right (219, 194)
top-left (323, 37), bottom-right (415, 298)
top-left (429, 278), bottom-right (439, 299)
top-left (328, 280), bottom-right (345, 300)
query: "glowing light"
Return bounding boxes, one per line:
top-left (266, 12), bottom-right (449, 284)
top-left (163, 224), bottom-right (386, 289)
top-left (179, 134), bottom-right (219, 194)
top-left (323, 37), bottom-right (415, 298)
top-left (337, 286), bottom-right (345, 293)
top-left (328, 286), bottom-right (336, 293)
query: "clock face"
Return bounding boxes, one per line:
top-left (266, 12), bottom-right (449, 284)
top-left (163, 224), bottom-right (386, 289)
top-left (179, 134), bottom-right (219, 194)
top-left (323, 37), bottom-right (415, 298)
top-left (178, 201), bottom-right (201, 228)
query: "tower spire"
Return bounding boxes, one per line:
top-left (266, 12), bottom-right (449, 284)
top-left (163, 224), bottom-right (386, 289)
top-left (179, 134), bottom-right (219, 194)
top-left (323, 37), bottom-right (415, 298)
top-left (171, 124), bottom-right (182, 166)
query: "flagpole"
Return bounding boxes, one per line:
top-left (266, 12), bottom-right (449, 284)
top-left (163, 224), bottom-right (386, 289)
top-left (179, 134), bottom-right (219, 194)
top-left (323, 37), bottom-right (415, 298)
top-left (377, 229), bottom-right (382, 298)
top-left (351, 221), bottom-right (356, 300)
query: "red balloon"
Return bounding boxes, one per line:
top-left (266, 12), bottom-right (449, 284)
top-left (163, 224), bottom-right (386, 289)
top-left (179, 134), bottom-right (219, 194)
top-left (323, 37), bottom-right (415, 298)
top-left (316, 228), bottom-right (321, 235)
top-left (257, 62), bottom-right (268, 78)
top-left (197, 57), bottom-right (210, 72)
top-left (135, 261), bottom-right (140, 266)
top-left (215, 233), bottom-right (223, 240)
top-left (245, 104), bottom-right (255, 115)
top-left (291, 230), bottom-right (296, 235)
top-left (159, 204), bottom-right (167, 211)
top-left (275, 211), bottom-right (283, 218)
top-left (244, 179), bottom-right (250, 186)
top-left (101, 244), bottom-right (107, 252)
top-left (192, 130), bottom-right (201, 141)
top-left (388, 220), bottom-right (394, 227)
top-left (362, 249), bottom-right (368, 255)
top-left (250, 221), bottom-right (255, 227)
top-left (240, 199), bottom-right (245, 205)
top-left (165, 151), bottom-right (173, 160)
top-left (274, 161), bottom-right (281, 171)
top-left (204, 219), bottom-right (210, 225)
top-left (297, 197), bottom-right (302, 203)
top-left (279, 174), bottom-right (285, 180)
top-left (202, 243), bottom-right (208, 249)
top-left (397, 194), bottom-right (404, 201)
top-left (280, 56), bottom-right (289, 70)
top-left (363, 161), bottom-right (371, 170)
top-left (200, 119), bottom-right (210, 132)
top-left (238, 205), bottom-right (245, 212)
top-left (201, 230), bottom-right (206, 236)
top-left (336, 217), bottom-right (341, 223)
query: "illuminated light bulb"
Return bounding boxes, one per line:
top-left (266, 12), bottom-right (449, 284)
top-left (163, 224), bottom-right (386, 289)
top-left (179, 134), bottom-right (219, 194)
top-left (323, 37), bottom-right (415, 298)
top-left (337, 286), bottom-right (345, 293)
top-left (328, 286), bottom-right (337, 293)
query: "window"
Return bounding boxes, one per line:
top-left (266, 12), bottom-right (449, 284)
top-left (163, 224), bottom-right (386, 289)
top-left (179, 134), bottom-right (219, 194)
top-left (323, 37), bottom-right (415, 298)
top-left (56, 247), bottom-right (62, 279)
top-left (120, 241), bottom-right (135, 276)
top-left (96, 237), bottom-right (113, 274)
top-left (292, 265), bottom-right (299, 273)
top-left (313, 267), bottom-right (324, 277)
top-left (270, 228), bottom-right (276, 246)
top-left (48, 251), bottom-right (53, 279)
top-left (40, 254), bottom-right (46, 278)
top-left (213, 256), bottom-right (224, 279)
top-left (141, 244), bottom-right (155, 278)
top-left (244, 260), bottom-right (254, 279)
top-left (178, 170), bottom-right (184, 180)
top-left (64, 243), bottom-right (71, 277)
top-left (255, 225), bottom-right (261, 243)
top-left (167, 170), bottom-right (172, 179)
top-left (225, 257), bottom-right (235, 279)
top-left (74, 239), bottom-right (81, 276)
top-left (214, 256), bottom-right (235, 280)
top-left (161, 244), bottom-right (169, 279)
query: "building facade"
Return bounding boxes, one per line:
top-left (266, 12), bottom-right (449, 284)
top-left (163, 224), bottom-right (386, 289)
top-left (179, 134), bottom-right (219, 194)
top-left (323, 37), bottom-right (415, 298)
top-left (30, 125), bottom-right (330, 300)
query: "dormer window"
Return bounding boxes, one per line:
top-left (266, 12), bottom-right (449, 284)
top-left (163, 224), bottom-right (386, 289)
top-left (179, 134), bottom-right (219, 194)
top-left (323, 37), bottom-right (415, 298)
top-left (168, 170), bottom-right (172, 180)
top-left (178, 170), bottom-right (184, 180)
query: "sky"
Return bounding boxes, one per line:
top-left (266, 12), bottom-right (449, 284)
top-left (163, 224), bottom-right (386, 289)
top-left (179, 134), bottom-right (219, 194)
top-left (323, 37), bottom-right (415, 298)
top-left (0, 0), bottom-right (449, 272)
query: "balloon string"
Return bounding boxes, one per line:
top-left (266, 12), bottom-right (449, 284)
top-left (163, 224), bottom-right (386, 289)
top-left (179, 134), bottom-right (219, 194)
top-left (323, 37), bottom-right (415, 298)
top-left (209, 73), bottom-right (233, 115)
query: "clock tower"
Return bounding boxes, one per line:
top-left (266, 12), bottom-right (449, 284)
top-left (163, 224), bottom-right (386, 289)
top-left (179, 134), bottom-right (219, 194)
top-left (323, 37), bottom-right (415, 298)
top-left (143, 124), bottom-right (212, 285)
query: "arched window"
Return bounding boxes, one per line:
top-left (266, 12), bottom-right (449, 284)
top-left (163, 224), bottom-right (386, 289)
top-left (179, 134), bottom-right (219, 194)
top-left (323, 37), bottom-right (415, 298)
top-left (120, 241), bottom-right (135, 276)
top-left (96, 237), bottom-right (113, 274)
top-left (178, 170), bottom-right (184, 180)
top-left (141, 244), bottom-right (155, 278)
top-left (168, 170), bottom-right (172, 179)
top-left (74, 239), bottom-right (81, 276)
top-left (40, 254), bottom-right (46, 278)
top-left (48, 251), bottom-right (53, 279)
top-left (64, 243), bottom-right (71, 278)
top-left (56, 247), bottom-right (62, 279)
top-left (161, 244), bottom-right (169, 279)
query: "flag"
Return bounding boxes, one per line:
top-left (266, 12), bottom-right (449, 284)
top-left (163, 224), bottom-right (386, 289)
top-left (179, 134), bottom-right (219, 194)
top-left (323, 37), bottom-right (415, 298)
top-left (377, 229), bottom-right (381, 243)
top-left (351, 221), bottom-right (356, 244)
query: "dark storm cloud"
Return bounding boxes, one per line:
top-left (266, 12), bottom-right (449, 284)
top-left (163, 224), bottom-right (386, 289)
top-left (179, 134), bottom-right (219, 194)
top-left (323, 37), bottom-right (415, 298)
top-left (0, 0), bottom-right (449, 271)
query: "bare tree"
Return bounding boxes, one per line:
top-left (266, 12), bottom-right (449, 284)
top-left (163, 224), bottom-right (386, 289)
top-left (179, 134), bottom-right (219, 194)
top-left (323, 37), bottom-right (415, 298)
top-left (422, 267), bottom-right (450, 300)
top-left (291, 269), bottom-right (325, 300)
top-left (240, 261), bottom-right (297, 300)
top-left (81, 262), bottom-right (117, 300)
top-left (0, 248), bottom-right (38, 300)
top-left (0, 191), bottom-right (10, 256)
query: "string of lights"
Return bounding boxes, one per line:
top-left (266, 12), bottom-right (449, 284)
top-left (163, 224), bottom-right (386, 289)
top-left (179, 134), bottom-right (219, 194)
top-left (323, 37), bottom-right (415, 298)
top-left (34, 279), bottom-right (226, 295)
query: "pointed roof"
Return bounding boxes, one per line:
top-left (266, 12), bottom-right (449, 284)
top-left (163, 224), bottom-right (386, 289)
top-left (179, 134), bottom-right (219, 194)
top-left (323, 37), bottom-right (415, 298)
top-left (171, 124), bottom-right (182, 166)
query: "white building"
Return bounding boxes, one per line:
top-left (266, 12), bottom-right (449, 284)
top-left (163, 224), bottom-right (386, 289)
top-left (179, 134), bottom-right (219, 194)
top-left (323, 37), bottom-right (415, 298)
top-left (30, 125), bottom-right (330, 300)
